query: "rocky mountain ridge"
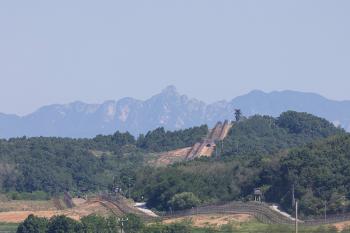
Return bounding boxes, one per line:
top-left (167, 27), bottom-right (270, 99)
top-left (1, 86), bottom-right (349, 138)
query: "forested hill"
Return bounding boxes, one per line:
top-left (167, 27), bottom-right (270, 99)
top-left (0, 125), bottom-right (208, 194)
top-left (222, 111), bottom-right (344, 158)
top-left (131, 112), bottom-right (346, 214)
top-left (270, 134), bottom-right (350, 216)
top-left (0, 111), bottom-right (346, 218)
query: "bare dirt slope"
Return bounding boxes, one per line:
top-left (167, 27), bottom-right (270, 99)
top-left (153, 147), bottom-right (192, 166)
top-left (0, 198), bottom-right (112, 223)
top-left (163, 214), bottom-right (253, 228)
top-left (153, 120), bottom-right (233, 166)
top-left (332, 221), bottom-right (350, 231)
top-left (0, 200), bottom-right (57, 212)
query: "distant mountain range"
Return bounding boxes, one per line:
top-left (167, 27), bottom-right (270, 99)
top-left (1, 86), bottom-right (350, 138)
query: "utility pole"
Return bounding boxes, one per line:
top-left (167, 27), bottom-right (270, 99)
top-left (295, 201), bottom-right (298, 233)
top-left (292, 184), bottom-right (296, 207)
top-left (221, 140), bottom-right (223, 153)
top-left (118, 217), bottom-right (128, 233)
top-left (128, 177), bottom-right (131, 199)
top-left (324, 201), bottom-right (327, 224)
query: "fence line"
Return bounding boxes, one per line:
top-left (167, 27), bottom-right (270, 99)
top-left (159, 201), bottom-right (350, 226)
top-left (101, 193), bottom-right (350, 226)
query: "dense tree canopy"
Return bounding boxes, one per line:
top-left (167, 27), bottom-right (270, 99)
top-left (268, 135), bottom-right (350, 216)
top-left (17, 214), bottom-right (48, 233)
top-left (136, 125), bottom-right (208, 152)
top-left (0, 125), bottom-right (208, 195)
top-left (132, 112), bottom-right (346, 215)
top-left (221, 111), bottom-right (344, 158)
top-left (2, 111), bottom-right (349, 218)
top-left (16, 214), bottom-right (191, 233)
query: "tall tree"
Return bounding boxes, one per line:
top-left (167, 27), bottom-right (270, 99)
top-left (16, 214), bottom-right (48, 233)
top-left (234, 109), bottom-right (242, 122)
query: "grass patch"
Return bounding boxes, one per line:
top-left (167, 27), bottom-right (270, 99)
top-left (237, 221), bottom-right (334, 233)
top-left (188, 220), bottom-right (333, 233)
top-left (0, 222), bottom-right (18, 233)
top-left (6, 191), bottom-right (50, 201)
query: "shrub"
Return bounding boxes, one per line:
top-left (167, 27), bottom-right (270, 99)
top-left (17, 214), bottom-right (48, 233)
top-left (168, 192), bottom-right (200, 211)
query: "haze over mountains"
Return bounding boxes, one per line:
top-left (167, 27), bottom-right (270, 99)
top-left (0, 86), bottom-right (349, 138)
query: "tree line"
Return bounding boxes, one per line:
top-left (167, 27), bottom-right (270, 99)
top-left (1, 110), bottom-right (348, 217)
top-left (0, 125), bottom-right (208, 195)
top-left (131, 111), bottom-right (347, 217)
top-left (16, 213), bottom-right (348, 233)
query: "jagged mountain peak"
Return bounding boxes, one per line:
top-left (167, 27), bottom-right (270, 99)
top-left (1, 87), bottom-right (350, 138)
top-left (162, 85), bottom-right (178, 94)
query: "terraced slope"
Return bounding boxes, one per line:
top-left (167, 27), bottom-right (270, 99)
top-left (186, 120), bottom-right (232, 160)
top-left (153, 120), bottom-right (232, 165)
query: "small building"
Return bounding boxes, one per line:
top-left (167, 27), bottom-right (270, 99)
top-left (254, 188), bottom-right (263, 202)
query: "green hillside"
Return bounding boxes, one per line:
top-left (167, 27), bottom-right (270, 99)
top-left (269, 134), bottom-right (350, 216)
top-left (0, 111), bottom-right (347, 217)
top-left (132, 111), bottom-right (346, 215)
top-left (221, 111), bottom-right (344, 158)
top-left (0, 125), bottom-right (208, 195)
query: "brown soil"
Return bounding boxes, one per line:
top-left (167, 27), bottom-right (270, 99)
top-left (332, 221), bottom-right (350, 231)
top-left (0, 211), bottom-right (60, 223)
top-left (154, 147), bottom-right (192, 166)
top-left (72, 198), bottom-right (87, 206)
top-left (163, 214), bottom-right (253, 228)
top-left (218, 122), bottom-right (232, 140)
top-left (0, 199), bottom-right (113, 223)
top-left (197, 145), bottom-right (215, 157)
top-left (0, 200), bottom-right (57, 212)
top-left (152, 121), bottom-right (233, 166)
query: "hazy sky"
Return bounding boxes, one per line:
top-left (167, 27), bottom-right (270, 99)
top-left (0, 1), bottom-right (349, 115)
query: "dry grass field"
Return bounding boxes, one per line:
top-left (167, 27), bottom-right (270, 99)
top-left (163, 214), bottom-right (253, 229)
top-left (0, 198), bottom-right (113, 223)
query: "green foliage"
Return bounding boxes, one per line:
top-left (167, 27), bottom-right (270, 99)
top-left (8, 191), bottom-right (50, 200)
top-left (164, 223), bottom-right (190, 233)
top-left (4, 111), bottom-right (349, 219)
top-left (123, 214), bottom-right (144, 233)
top-left (143, 222), bottom-right (190, 233)
top-left (168, 192), bottom-right (200, 210)
top-left (16, 214), bottom-right (193, 233)
top-left (0, 137), bottom-right (111, 194)
top-left (263, 224), bottom-right (294, 233)
top-left (313, 226), bottom-right (338, 233)
top-left (0, 222), bottom-right (18, 233)
top-left (269, 134), bottom-right (350, 216)
top-left (219, 223), bottom-right (236, 232)
top-left (222, 111), bottom-right (344, 158)
top-left (277, 111), bottom-right (340, 136)
top-left (47, 216), bottom-right (83, 233)
top-left (17, 214), bottom-right (48, 233)
top-left (134, 112), bottom-right (345, 215)
top-left (92, 131), bottom-right (136, 154)
top-left (142, 223), bottom-right (166, 233)
top-left (234, 109), bottom-right (242, 122)
top-left (0, 125), bottom-right (208, 195)
top-left (80, 215), bottom-right (118, 233)
top-left (133, 160), bottom-right (258, 210)
top-left (137, 125), bottom-right (208, 152)
top-left (16, 214), bottom-right (344, 233)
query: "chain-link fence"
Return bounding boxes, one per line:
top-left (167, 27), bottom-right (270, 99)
top-left (159, 201), bottom-right (350, 226)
